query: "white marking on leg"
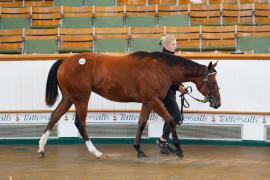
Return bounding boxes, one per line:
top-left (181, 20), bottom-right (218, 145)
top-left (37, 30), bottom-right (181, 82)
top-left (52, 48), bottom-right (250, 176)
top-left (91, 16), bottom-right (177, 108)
top-left (8, 176), bottom-right (12, 180)
top-left (37, 130), bottom-right (50, 153)
top-left (85, 140), bottom-right (103, 158)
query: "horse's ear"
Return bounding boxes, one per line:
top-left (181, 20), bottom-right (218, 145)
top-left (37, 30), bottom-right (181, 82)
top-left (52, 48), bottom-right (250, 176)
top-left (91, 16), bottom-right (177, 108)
top-left (207, 61), bottom-right (213, 72)
top-left (212, 60), bottom-right (218, 69)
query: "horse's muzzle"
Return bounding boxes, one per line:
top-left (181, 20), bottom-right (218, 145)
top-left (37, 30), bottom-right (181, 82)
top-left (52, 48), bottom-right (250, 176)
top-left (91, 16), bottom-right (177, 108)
top-left (209, 100), bottom-right (221, 109)
top-left (213, 104), bottom-right (221, 109)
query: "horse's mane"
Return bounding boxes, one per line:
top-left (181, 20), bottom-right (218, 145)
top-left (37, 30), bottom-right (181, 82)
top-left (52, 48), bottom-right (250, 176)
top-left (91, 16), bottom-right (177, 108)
top-left (130, 51), bottom-right (202, 69)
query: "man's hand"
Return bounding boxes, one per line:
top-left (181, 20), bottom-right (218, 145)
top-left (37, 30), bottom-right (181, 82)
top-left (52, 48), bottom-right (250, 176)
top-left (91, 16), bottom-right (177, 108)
top-left (179, 85), bottom-right (186, 93)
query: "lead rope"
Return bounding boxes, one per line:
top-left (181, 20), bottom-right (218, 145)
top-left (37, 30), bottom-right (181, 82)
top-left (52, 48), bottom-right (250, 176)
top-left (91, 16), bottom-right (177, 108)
top-left (178, 86), bottom-right (191, 125)
top-left (178, 86), bottom-right (208, 125)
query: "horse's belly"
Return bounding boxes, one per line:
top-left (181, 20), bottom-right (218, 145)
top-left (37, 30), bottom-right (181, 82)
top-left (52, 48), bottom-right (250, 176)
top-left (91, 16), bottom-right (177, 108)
top-left (92, 73), bottom-right (142, 102)
top-left (93, 89), bottom-right (141, 103)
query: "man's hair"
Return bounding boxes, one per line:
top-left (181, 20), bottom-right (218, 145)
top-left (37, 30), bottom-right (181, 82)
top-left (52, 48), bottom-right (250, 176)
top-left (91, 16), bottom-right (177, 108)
top-left (159, 34), bottom-right (176, 48)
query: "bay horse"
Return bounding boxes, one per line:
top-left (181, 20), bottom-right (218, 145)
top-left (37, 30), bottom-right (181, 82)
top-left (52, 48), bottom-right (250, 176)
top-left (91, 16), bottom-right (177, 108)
top-left (38, 52), bottom-right (221, 159)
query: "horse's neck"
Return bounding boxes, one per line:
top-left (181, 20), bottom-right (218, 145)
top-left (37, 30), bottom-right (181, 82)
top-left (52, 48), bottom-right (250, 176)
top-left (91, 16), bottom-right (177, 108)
top-left (171, 64), bottom-right (206, 85)
top-left (186, 65), bottom-right (207, 85)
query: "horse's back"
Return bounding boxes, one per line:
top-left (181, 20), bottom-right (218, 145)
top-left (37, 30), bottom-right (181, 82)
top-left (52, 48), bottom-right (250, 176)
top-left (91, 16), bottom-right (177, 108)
top-left (58, 52), bottom-right (133, 81)
top-left (57, 52), bottom-right (169, 103)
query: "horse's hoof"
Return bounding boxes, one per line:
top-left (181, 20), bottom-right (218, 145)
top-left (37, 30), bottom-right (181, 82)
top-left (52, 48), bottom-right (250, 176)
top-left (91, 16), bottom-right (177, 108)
top-left (97, 154), bottom-right (106, 160)
top-left (39, 151), bottom-right (45, 158)
top-left (137, 152), bottom-right (147, 158)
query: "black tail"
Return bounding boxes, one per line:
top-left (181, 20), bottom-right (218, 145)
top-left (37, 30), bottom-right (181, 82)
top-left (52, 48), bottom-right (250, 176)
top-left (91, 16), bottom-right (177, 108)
top-left (45, 60), bottom-right (63, 106)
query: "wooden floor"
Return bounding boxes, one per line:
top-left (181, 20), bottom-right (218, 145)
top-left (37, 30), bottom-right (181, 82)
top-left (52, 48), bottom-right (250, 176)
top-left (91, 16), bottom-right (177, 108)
top-left (1, 144), bottom-right (270, 180)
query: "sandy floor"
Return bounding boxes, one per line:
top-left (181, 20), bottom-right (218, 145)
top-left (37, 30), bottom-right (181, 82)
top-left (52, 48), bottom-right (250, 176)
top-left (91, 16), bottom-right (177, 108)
top-left (1, 144), bottom-right (270, 180)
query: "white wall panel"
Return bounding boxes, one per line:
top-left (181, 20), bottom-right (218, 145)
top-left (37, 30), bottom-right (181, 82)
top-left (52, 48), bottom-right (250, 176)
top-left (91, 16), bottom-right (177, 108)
top-left (0, 59), bottom-right (269, 112)
top-left (176, 60), bottom-right (270, 112)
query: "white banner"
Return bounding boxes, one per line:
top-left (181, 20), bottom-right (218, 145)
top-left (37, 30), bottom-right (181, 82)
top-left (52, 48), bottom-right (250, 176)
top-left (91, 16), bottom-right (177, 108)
top-left (0, 112), bottom-right (268, 125)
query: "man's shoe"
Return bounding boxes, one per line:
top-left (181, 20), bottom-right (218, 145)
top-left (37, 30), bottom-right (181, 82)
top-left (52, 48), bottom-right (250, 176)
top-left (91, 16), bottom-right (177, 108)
top-left (166, 143), bottom-right (176, 153)
top-left (156, 139), bottom-right (175, 154)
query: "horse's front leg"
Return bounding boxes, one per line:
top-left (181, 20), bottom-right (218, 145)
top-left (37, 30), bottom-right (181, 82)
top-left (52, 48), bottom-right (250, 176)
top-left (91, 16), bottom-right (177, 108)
top-left (150, 98), bottom-right (183, 158)
top-left (134, 103), bottom-right (151, 158)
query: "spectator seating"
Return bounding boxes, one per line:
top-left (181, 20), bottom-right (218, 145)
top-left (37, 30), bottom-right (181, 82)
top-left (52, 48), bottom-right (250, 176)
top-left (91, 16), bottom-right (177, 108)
top-left (0, 1), bottom-right (269, 54)
top-left (0, 29), bottom-right (23, 54)
top-left (59, 28), bottom-right (93, 53)
top-left (222, 4), bottom-right (254, 26)
top-left (117, 0), bottom-right (147, 6)
top-left (190, 4), bottom-right (221, 26)
top-left (62, 6), bottom-right (93, 28)
top-left (157, 5), bottom-right (189, 26)
top-left (25, 0), bottom-right (53, 7)
top-left (130, 26), bottom-right (164, 51)
top-left (0, 1), bottom-right (23, 8)
top-left (31, 7), bottom-right (61, 28)
top-left (255, 3), bottom-right (270, 25)
top-left (237, 25), bottom-right (270, 53)
top-left (94, 27), bottom-right (129, 52)
top-left (201, 26), bottom-right (236, 51)
top-left (55, 0), bottom-right (84, 7)
top-left (0, 7), bottom-right (30, 29)
top-left (24, 28), bottom-right (58, 54)
top-left (149, 0), bottom-right (178, 5)
top-left (125, 6), bottom-right (157, 27)
top-left (93, 6), bottom-right (124, 27)
top-left (85, 0), bottom-right (115, 6)
top-left (166, 26), bottom-right (201, 51)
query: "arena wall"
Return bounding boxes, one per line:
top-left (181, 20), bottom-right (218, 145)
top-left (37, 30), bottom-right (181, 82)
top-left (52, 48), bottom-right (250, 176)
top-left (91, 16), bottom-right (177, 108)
top-left (0, 54), bottom-right (269, 143)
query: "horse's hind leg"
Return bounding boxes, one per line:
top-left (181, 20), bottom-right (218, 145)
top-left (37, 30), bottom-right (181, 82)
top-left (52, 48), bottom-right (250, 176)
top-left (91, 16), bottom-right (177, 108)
top-left (74, 95), bottom-right (103, 159)
top-left (133, 103), bottom-right (151, 158)
top-left (38, 98), bottom-right (72, 157)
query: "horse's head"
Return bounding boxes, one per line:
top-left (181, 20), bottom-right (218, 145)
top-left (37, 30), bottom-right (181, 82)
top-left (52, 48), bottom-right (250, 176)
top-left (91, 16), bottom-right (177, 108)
top-left (196, 61), bottom-right (221, 109)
